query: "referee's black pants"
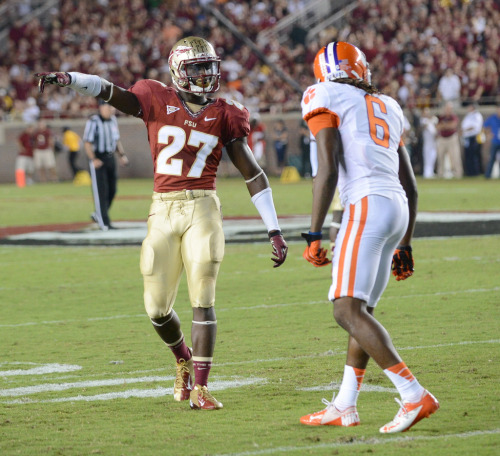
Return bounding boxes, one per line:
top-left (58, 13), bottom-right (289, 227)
top-left (90, 153), bottom-right (117, 229)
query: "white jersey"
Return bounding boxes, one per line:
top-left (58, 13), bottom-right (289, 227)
top-left (301, 81), bottom-right (406, 206)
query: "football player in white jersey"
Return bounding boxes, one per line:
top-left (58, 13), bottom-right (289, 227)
top-left (299, 42), bottom-right (439, 433)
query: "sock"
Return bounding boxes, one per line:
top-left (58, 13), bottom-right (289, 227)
top-left (334, 365), bottom-right (366, 411)
top-left (167, 335), bottom-right (191, 363)
top-left (193, 357), bottom-right (213, 387)
top-left (384, 361), bottom-right (425, 403)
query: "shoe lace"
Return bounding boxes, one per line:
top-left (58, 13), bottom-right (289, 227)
top-left (394, 397), bottom-right (408, 417)
top-left (321, 393), bottom-right (336, 410)
top-left (199, 386), bottom-right (218, 403)
top-left (175, 359), bottom-right (190, 389)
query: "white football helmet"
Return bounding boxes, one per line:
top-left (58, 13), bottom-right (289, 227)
top-left (314, 41), bottom-right (371, 84)
top-left (168, 36), bottom-right (221, 94)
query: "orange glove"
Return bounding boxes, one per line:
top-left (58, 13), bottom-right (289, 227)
top-left (392, 245), bottom-right (414, 281)
top-left (301, 232), bottom-right (331, 267)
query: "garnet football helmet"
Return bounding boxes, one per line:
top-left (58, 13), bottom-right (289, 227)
top-left (313, 42), bottom-right (371, 84)
top-left (168, 36), bottom-right (221, 94)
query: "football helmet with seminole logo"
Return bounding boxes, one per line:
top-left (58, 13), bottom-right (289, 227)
top-left (314, 42), bottom-right (371, 84)
top-left (168, 36), bottom-right (221, 94)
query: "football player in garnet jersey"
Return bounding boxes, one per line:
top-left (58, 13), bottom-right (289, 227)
top-left (299, 42), bottom-right (438, 432)
top-left (36, 36), bottom-right (288, 411)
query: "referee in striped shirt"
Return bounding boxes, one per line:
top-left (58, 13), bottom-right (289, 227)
top-left (83, 100), bottom-right (129, 230)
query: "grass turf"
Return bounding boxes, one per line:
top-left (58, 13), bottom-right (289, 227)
top-left (0, 237), bottom-right (499, 455)
top-left (1, 176), bottom-right (500, 227)
top-left (0, 177), bottom-right (499, 455)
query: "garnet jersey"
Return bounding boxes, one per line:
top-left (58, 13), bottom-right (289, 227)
top-left (34, 128), bottom-right (52, 150)
top-left (128, 80), bottom-right (250, 192)
top-left (301, 82), bottom-right (406, 206)
top-left (18, 132), bottom-right (34, 157)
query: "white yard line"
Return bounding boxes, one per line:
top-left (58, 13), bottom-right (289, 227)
top-left (1, 377), bottom-right (266, 404)
top-left (212, 429), bottom-right (500, 456)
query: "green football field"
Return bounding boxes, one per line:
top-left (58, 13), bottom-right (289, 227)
top-left (1, 176), bottom-right (500, 226)
top-left (0, 177), bottom-right (499, 455)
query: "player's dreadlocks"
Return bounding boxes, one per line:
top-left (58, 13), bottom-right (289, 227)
top-left (334, 77), bottom-right (381, 95)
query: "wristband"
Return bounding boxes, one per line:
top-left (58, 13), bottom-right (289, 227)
top-left (268, 229), bottom-right (282, 239)
top-left (103, 83), bottom-right (114, 102)
top-left (251, 188), bottom-right (280, 233)
top-left (68, 72), bottom-right (103, 97)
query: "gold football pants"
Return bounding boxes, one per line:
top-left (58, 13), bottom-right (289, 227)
top-left (140, 190), bottom-right (225, 319)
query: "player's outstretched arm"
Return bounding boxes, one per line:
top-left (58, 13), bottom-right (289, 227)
top-left (227, 138), bottom-right (288, 268)
top-left (35, 71), bottom-right (141, 117)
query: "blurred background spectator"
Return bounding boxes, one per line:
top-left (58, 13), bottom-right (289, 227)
top-left (16, 122), bottom-right (35, 186)
top-left (483, 104), bottom-right (500, 179)
top-left (62, 125), bottom-right (83, 178)
top-left (460, 101), bottom-right (484, 176)
top-left (420, 107), bottom-right (438, 179)
top-left (0, 0), bottom-right (498, 122)
top-left (247, 113), bottom-right (267, 169)
top-left (33, 119), bottom-right (58, 182)
top-left (1, 0), bottom-right (499, 182)
top-left (272, 119), bottom-right (288, 172)
top-left (436, 102), bottom-right (463, 179)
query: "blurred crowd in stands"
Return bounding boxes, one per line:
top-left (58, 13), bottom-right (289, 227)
top-left (0, 0), bottom-right (499, 122)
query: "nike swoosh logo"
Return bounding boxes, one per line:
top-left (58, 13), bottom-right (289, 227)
top-left (204, 116), bottom-right (217, 121)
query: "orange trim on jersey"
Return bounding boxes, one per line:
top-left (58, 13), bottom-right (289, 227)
top-left (387, 361), bottom-right (415, 382)
top-left (399, 139), bottom-right (405, 147)
top-left (304, 109), bottom-right (340, 136)
top-left (348, 197), bottom-right (368, 295)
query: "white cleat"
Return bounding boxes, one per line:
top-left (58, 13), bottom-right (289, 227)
top-left (300, 394), bottom-right (360, 427)
top-left (380, 389), bottom-right (439, 433)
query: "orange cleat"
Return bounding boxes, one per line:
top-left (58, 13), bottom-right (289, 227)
top-left (379, 389), bottom-right (439, 433)
top-left (300, 396), bottom-right (360, 427)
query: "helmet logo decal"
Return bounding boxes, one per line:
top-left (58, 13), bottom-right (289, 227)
top-left (338, 58), bottom-right (351, 72)
top-left (175, 46), bottom-right (193, 54)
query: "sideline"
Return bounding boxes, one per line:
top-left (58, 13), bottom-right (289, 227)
top-left (1, 212), bottom-right (500, 245)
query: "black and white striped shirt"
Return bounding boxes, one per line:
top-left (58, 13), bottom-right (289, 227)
top-left (83, 114), bottom-right (120, 154)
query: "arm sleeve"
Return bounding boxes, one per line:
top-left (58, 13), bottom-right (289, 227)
top-left (222, 102), bottom-right (250, 145)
